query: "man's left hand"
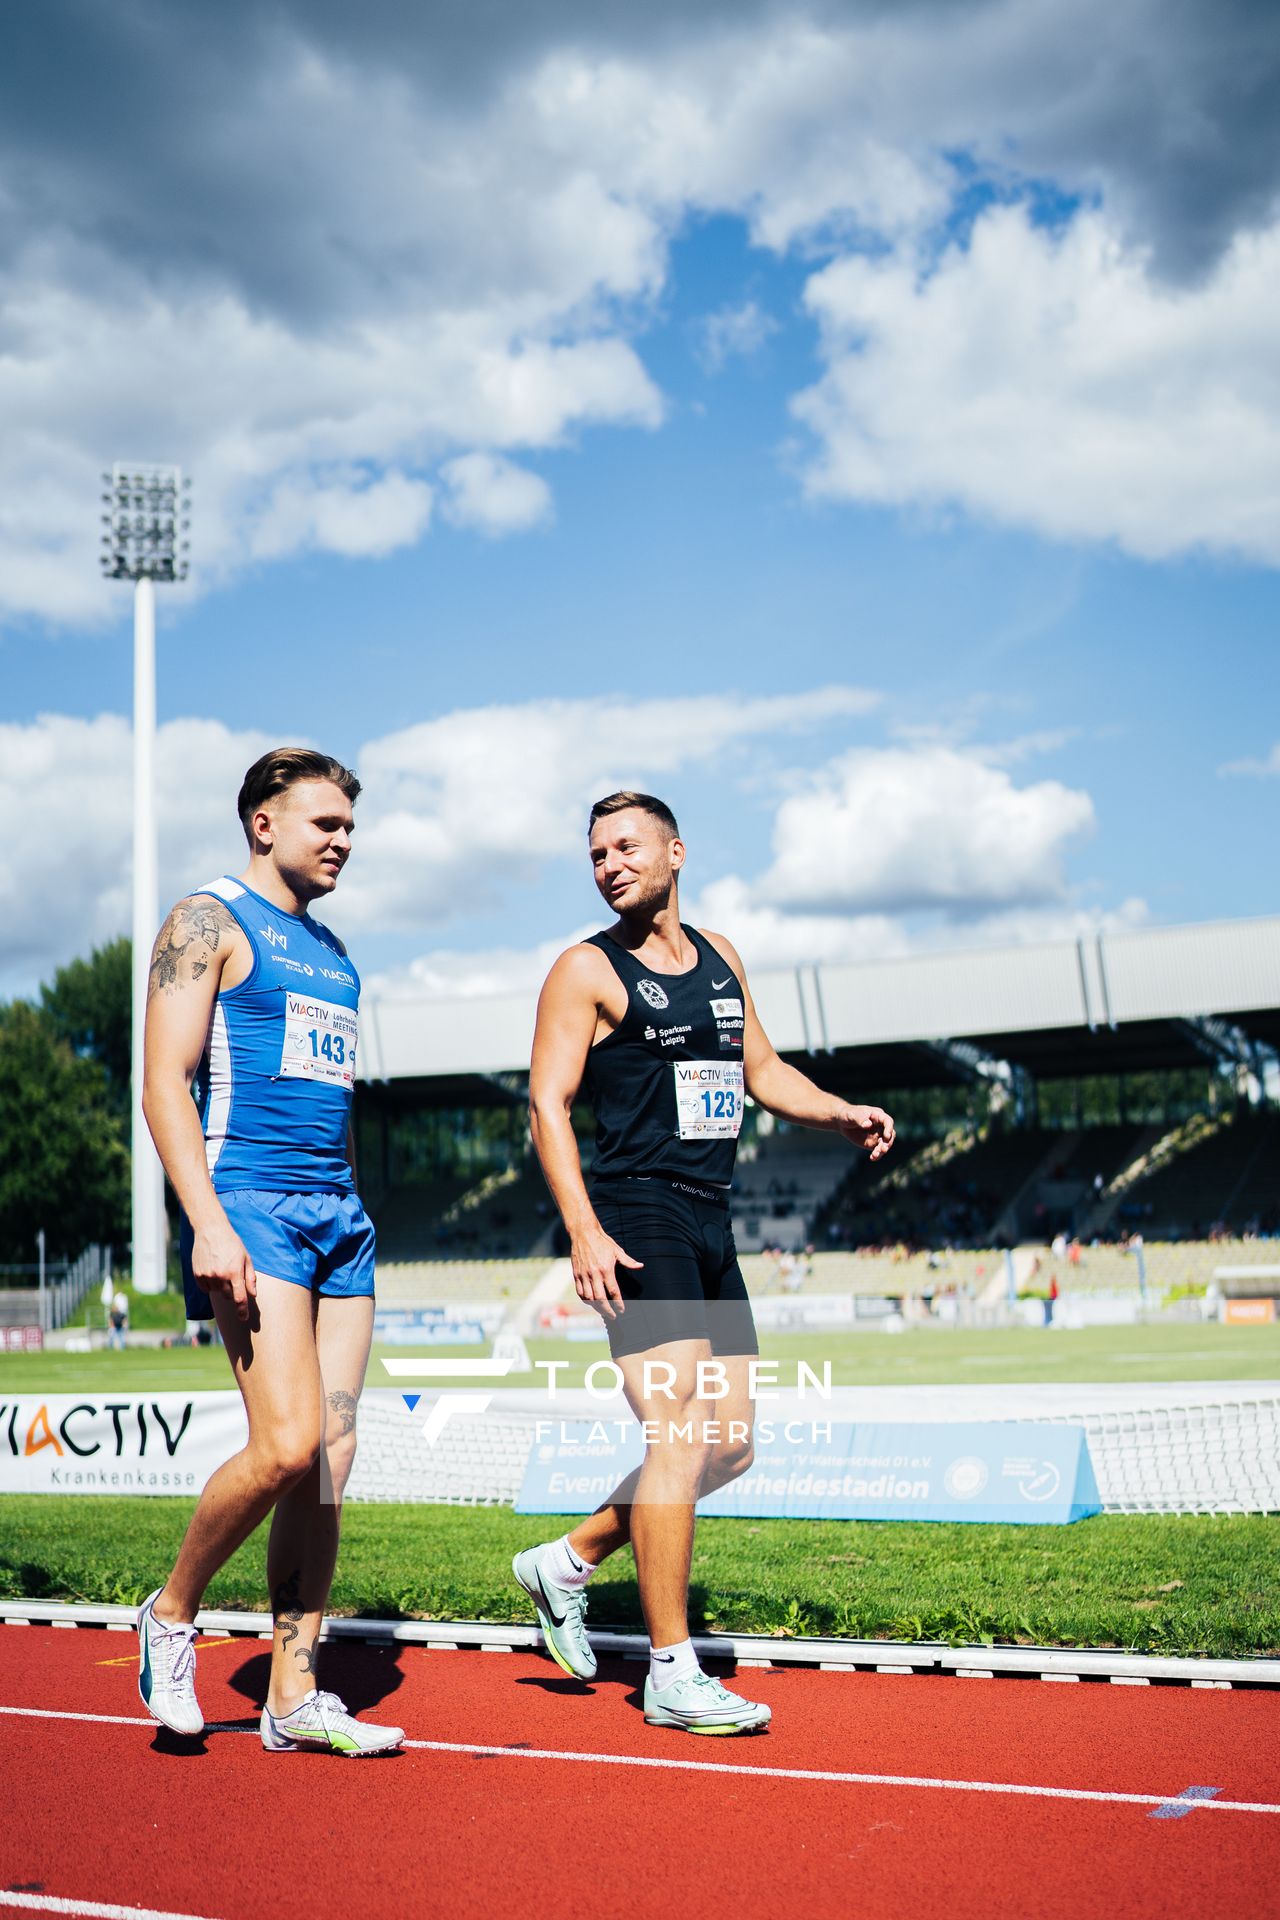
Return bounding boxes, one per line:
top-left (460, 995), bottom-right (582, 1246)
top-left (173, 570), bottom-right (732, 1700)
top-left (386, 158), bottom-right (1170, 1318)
top-left (836, 1105), bottom-right (896, 1160)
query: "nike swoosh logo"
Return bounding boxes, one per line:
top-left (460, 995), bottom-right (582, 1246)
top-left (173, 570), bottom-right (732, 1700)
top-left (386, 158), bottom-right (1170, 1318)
top-left (532, 1568), bottom-right (566, 1627)
top-left (566, 1551), bottom-right (584, 1572)
top-left (654, 1652), bottom-right (675, 1662)
top-left (712, 977), bottom-right (731, 990)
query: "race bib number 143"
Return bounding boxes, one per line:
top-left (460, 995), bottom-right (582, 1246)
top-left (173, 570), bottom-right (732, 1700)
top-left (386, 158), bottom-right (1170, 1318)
top-left (280, 993), bottom-right (357, 1089)
top-left (674, 1060), bottom-right (745, 1139)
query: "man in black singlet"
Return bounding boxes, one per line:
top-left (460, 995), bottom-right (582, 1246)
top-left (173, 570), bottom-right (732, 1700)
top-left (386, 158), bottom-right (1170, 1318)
top-left (514, 791), bottom-right (895, 1734)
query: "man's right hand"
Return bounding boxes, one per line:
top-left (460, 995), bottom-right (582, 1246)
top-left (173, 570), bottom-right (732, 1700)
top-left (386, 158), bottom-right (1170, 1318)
top-left (189, 1220), bottom-right (258, 1320)
top-left (570, 1222), bottom-right (642, 1322)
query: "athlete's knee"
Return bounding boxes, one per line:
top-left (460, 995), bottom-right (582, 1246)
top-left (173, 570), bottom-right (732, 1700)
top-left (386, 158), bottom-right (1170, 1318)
top-left (645, 1415), bottom-right (715, 1483)
top-left (712, 1432), bottom-right (754, 1480)
top-left (253, 1422), bottom-right (323, 1489)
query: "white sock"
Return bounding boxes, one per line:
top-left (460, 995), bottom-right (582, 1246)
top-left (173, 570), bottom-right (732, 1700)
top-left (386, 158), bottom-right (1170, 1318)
top-left (650, 1638), bottom-right (699, 1690)
top-left (542, 1534), bottom-right (596, 1588)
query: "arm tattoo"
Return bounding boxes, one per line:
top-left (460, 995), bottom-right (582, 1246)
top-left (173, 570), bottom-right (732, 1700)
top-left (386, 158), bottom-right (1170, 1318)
top-left (273, 1568), bottom-right (304, 1652)
top-left (327, 1389), bottom-right (357, 1436)
top-left (148, 897), bottom-right (237, 998)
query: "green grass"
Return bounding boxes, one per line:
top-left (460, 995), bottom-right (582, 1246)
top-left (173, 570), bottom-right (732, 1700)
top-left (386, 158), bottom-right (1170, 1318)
top-left (72, 1283), bottom-right (188, 1334)
top-left (0, 1496), bottom-right (1274, 1658)
top-left (746, 1323), bottom-right (1280, 1386)
top-left (8, 1320), bottom-right (1280, 1394)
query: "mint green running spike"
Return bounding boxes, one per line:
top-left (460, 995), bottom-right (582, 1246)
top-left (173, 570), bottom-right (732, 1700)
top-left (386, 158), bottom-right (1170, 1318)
top-left (643, 1671), bottom-right (771, 1735)
top-left (260, 1689), bottom-right (403, 1757)
top-left (512, 1545), bottom-right (597, 1680)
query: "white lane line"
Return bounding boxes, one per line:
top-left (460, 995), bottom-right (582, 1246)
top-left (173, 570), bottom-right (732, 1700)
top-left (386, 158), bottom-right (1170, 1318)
top-left (0, 1707), bottom-right (161, 1729)
top-left (0, 1893), bottom-right (223, 1920)
top-left (402, 1738), bottom-right (1280, 1814)
top-left (1, 1704), bottom-right (1276, 1816)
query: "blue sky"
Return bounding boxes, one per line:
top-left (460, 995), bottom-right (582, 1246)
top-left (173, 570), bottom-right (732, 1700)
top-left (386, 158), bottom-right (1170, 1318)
top-left (1, 2), bottom-right (1278, 998)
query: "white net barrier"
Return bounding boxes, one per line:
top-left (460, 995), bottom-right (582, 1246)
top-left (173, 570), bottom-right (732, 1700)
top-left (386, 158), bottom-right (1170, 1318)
top-left (1046, 1398), bottom-right (1280, 1514)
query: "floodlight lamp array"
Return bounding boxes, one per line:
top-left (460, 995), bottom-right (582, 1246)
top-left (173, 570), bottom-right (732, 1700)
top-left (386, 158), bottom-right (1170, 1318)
top-left (100, 462), bottom-right (192, 582)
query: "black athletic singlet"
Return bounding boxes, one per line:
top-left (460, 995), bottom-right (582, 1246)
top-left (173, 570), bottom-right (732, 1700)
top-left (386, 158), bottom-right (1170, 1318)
top-left (582, 927), bottom-right (746, 1186)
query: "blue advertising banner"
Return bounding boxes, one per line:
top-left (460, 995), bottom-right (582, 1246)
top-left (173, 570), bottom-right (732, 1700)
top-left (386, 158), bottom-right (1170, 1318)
top-left (373, 1306), bottom-right (498, 1345)
top-left (515, 1419), bottom-right (1101, 1525)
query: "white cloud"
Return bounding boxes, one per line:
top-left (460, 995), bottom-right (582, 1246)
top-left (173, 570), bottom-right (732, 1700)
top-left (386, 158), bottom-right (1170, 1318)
top-left (439, 453), bottom-right (552, 535)
top-left (0, 279), bottom-right (661, 624)
top-left (335, 684), bottom-right (879, 932)
top-left (251, 471), bottom-right (433, 561)
top-left (4, 3), bottom-right (1279, 624)
top-left (0, 691), bottom-right (1146, 1010)
top-left (694, 299), bottom-right (779, 372)
top-left (0, 714), bottom-right (275, 993)
top-left (916, 895), bottom-right (1152, 951)
top-left (356, 719), bottom-right (1137, 998)
top-left (757, 744), bottom-right (1096, 916)
top-left (794, 204), bottom-right (1280, 564)
top-left (687, 873), bottom-right (907, 971)
top-left (1219, 743), bottom-right (1280, 777)
top-left (367, 928), bottom-right (591, 1002)
top-left (0, 687), bottom-right (880, 988)
top-left (526, 32), bottom-right (949, 252)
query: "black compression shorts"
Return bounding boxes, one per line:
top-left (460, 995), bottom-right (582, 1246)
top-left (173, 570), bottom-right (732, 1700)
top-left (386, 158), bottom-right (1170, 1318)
top-left (589, 1176), bottom-right (759, 1362)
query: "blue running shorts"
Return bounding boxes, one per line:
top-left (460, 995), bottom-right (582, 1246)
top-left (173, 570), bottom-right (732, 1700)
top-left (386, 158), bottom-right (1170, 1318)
top-left (180, 1190), bottom-right (376, 1319)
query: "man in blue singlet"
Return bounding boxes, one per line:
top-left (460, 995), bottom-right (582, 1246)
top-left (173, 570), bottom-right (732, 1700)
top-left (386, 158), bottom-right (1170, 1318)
top-left (134, 747), bottom-right (402, 1756)
top-left (517, 792), bottom-right (895, 1734)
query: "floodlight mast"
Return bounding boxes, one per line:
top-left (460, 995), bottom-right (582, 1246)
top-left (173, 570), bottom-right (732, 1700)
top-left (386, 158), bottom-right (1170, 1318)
top-left (100, 463), bottom-right (191, 1296)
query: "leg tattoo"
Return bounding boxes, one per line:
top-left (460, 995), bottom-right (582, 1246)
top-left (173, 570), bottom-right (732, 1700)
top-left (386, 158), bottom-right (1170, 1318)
top-left (274, 1568), bottom-right (304, 1651)
top-left (327, 1389), bottom-right (357, 1436)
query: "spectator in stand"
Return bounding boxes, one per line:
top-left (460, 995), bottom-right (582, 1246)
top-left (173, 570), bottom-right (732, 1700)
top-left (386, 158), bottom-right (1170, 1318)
top-left (1046, 1274), bottom-right (1060, 1327)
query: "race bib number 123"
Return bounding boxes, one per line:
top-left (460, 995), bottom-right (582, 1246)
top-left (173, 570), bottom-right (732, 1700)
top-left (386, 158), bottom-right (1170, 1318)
top-left (674, 1061), bottom-right (744, 1139)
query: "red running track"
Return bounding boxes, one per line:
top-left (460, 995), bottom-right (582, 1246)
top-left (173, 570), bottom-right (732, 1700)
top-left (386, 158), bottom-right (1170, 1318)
top-left (0, 1624), bottom-right (1276, 1920)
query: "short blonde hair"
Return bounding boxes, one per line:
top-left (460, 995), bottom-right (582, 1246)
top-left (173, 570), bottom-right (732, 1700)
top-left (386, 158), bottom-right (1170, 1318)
top-left (588, 790), bottom-right (679, 839)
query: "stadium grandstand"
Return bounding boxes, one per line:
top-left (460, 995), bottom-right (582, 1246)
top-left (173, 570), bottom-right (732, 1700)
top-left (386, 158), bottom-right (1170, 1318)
top-left (355, 914), bottom-right (1279, 1297)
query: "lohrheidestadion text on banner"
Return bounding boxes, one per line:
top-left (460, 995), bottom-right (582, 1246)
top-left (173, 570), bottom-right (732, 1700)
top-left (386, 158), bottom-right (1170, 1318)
top-left (514, 1419), bottom-right (1102, 1525)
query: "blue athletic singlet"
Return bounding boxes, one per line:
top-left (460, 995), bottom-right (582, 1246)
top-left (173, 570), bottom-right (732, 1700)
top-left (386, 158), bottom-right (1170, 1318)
top-left (189, 876), bottom-right (359, 1194)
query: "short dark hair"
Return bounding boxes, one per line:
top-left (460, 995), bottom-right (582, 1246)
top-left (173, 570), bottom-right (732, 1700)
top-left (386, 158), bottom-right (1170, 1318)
top-left (588, 790), bottom-right (680, 839)
top-left (237, 748), bottom-right (361, 846)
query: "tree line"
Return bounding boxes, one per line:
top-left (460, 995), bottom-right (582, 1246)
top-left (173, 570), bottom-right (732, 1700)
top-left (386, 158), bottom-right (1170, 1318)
top-left (0, 939), bottom-right (131, 1262)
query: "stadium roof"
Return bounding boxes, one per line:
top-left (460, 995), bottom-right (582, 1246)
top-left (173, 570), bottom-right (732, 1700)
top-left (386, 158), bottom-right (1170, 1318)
top-left (358, 914), bottom-right (1280, 1099)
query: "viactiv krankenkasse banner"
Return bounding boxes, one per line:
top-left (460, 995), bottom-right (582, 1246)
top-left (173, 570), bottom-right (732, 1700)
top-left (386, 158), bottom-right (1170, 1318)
top-left (0, 1392), bottom-right (248, 1495)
